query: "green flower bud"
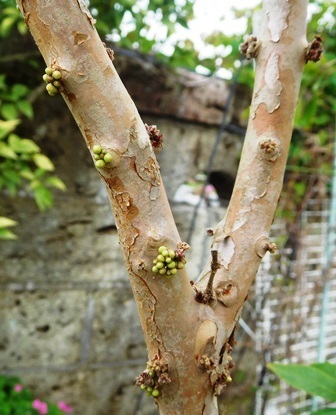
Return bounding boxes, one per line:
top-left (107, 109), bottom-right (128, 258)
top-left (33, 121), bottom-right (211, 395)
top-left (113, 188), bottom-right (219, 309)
top-left (46, 83), bottom-right (58, 96)
top-left (177, 262), bottom-right (185, 269)
top-left (168, 250), bottom-right (175, 258)
top-left (100, 153), bottom-right (105, 159)
top-left (165, 257), bottom-right (172, 264)
top-left (140, 385), bottom-right (146, 390)
top-left (159, 268), bottom-right (166, 275)
top-left (161, 249), bottom-right (169, 257)
top-left (167, 261), bottom-right (176, 269)
top-left (152, 389), bottom-right (159, 397)
top-left (156, 262), bottom-right (164, 269)
top-left (153, 259), bottom-right (158, 264)
top-left (94, 154), bottom-right (100, 160)
top-left (147, 387), bottom-right (153, 393)
top-left (42, 74), bottom-right (52, 83)
top-left (92, 145), bottom-right (102, 154)
top-left (148, 371), bottom-right (155, 378)
top-left (166, 270), bottom-right (171, 276)
top-left (52, 70), bottom-right (62, 80)
top-left (45, 67), bottom-right (53, 75)
top-left (152, 266), bottom-right (159, 273)
top-left (170, 268), bottom-right (177, 275)
top-left (104, 152), bottom-right (114, 163)
top-left (102, 149), bottom-right (107, 154)
top-left (158, 246), bottom-right (167, 253)
top-left (157, 255), bottom-right (165, 262)
top-left (53, 81), bottom-right (61, 88)
top-left (95, 159), bottom-right (106, 168)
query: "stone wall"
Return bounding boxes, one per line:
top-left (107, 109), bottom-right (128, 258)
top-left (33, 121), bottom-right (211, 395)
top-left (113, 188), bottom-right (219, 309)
top-left (0, 53), bottom-right (254, 414)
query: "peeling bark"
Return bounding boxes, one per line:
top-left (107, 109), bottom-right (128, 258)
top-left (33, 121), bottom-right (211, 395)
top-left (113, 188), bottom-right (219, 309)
top-left (16, 0), bottom-right (308, 413)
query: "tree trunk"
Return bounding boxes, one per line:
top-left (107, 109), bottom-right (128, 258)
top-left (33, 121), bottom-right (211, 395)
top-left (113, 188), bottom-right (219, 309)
top-left (16, 0), bottom-right (308, 413)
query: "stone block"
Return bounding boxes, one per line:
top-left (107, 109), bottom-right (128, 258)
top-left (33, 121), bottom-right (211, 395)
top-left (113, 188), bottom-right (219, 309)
top-left (90, 290), bottom-right (147, 363)
top-left (0, 291), bottom-right (85, 368)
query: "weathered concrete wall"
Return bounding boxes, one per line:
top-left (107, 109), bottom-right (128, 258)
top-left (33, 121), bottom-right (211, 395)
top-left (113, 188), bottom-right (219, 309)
top-left (0, 53), bottom-right (254, 414)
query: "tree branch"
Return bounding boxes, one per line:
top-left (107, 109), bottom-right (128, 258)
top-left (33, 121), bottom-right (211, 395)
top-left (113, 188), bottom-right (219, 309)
top-left (16, 0), bottom-right (309, 413)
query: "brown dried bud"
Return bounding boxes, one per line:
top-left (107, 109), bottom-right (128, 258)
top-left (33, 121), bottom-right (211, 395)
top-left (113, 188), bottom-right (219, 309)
top-left (305, 35), bottom-right (323, 63)
top-left (145, 124), bottom-right (164, 150)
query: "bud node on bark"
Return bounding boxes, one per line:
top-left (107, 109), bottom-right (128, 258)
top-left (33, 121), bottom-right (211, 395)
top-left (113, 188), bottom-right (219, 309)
top-left (255, 236), bottom-right (277, 258)
top-left (215, 280), bottom-right (239, 307)
top-left (240, 35), bottom-right (261, 60)
top-left (305, 35), bottom-right (323, 63)
top-left (259, 138), bottom-right (281, 161)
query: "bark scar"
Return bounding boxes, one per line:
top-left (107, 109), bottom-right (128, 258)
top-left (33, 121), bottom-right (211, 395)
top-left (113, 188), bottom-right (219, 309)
top-left (266, 0), bottom-right (291, 42)
top-left (251, 53), bottom-right (282, 119)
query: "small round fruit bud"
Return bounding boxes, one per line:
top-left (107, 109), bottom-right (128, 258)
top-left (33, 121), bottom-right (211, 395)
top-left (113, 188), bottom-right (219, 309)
top-left (95, 159), bottom-right (106, 168)
top-left (102, 149), bottom-right (107, 154)
top-left (159, 268), bottom-right (166, 275)
top-left (153, 259), bottom-right (158, 264)
top-left (53, 81), bottom-right (61, 88)
top-left (156, 262), bottom-right (164, 269)
top-left (167, 261), bottom-right (176, 269)
top-left (46, 83), bottom-right (58, 96)
top-left (158, 246), bottom-right (167, 253)
top-left (152, 266), bottom-right (158, 273)
top-left (177, 262), bottom-right (185, 269)
top-left (52, 70), bottom-right (62, 80)
top-left (94, 154), bottom-right (100, 160)
top-left (104, 152), bottom-right (113, 163)
top-left (168, 250), bottom-right (175, 259)
top-left (162, 250), bottom-right (169, 257)
top-left (147, 387), bottom-right (153, 393)
top-left (165, 257), bottom-right (172, 264)
top-left (92, 145), bottom-right (102, 154)
top-left (42, 74), bottom-right (51, 83)
top-left (152, 389), bottom-right (159, 397)
top-left (45, 67), bottom-right (53, 75)
top-left (140, 385), bottom-right (146, 390)
top-left (170, 268), bottom-right (177, 275)
top-left (226, 375), bottom-right (232, 383)
top-left (157, 255), bottom-right (165, 263)
top-left (166, 270), bottom-right (171, 276)
top-left (148, 371), bottom-right (155, 378)
top-left (100, 153), bottom-right (105, 159)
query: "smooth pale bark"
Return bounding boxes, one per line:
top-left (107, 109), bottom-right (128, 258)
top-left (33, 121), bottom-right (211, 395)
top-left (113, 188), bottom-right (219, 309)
top-left (16, 0), bottom-right (308, 414)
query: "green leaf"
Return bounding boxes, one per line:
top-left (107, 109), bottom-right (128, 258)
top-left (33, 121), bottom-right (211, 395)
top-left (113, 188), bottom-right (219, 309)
top-left (0, 217), bottom-right (18, 228)
top-left (2, 7), bottom-right (20, 17)
top-left (17, 20), bottom-right (28, 35)
top-left (11, 84), bottom-right (30, 100)
top-left (33, 186), bottom-right (53, 211)
top-left (0, 119), bottom-right (20, 140)
top-left (293, 182), bottom-right (306, 198)
top-left (311, 363), bottom-right (336, 379)
top-left (0, 228), bottom-right (17, 240)
top-left (311, 409), bottom-right (336, 415)
top-left (8, 134), bottom-right (40, 153)
top-left (268, 363), bottom-right (336, 402)
top-left (0, 142), bottom-right (18, 159)
top-left (33, 154), bottom-right (55, 171)
top-left (0, 16), bottom-right (16, 37)
top-left (16, 100), bottom-right (34, 119)
top-left (3, 169), bottom-right (21, 185)
top-left (19, 169), bottom-right (34, 180)
top-left (1, 103), bottom-right (18, 120)
top-left (45, 176), bottom-right (66, 191)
